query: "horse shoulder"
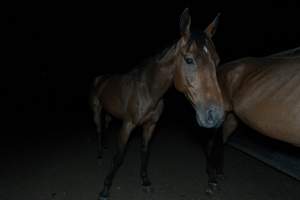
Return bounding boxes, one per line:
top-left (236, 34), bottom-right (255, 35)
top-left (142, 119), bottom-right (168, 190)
top-left (218, 57), bottom-right (256, 111)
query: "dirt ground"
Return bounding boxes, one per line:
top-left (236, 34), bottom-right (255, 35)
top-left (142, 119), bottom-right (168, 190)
top-left (1, 123), bottom-right (299, 200)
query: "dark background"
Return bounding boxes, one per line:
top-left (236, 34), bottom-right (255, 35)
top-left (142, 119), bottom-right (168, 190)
top-left (4, 1), bottom-right (300, 136)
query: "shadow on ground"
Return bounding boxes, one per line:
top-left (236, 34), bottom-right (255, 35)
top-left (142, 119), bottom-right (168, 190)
top-left (1, 119), bottom-right (299, 200)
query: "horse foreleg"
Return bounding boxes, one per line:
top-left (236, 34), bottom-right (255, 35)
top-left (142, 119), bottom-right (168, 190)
top-left (99, 121), bottom-right (135, 200)
top-left (204, 127), bottom-right (224, 195)
top-left (204, 112), bottom-right (238, 195)
top-left (140, 100), bottom-right (163, 193)
top-left (140, 122), bottom-right (156, 192)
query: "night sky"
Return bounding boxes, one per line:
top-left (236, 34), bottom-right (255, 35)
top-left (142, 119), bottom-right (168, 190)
top-left (4, 1), bottom-right (300, 135)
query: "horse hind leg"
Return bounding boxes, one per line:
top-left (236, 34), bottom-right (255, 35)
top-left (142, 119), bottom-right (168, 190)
top-left (222, 112), bottom-right (238, 143)
top-left (140, 100), bottom-right (164, 193)
top-left (102, 114), bottom-right (112, 150)
top-left (92, 98), bottom-right (105, 159)
top-left (140, 122), bottom-right (156, 193)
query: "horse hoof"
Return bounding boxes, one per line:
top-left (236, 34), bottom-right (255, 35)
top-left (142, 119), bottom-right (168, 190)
top-left (98, 196), bottom-right (108, 200)
top-left (142, 185), bottom-right (154, 193)
top-left (205, 182), bottom-right (218, 195)
top-left (97, 156), bottom-right (104, 165)
top-left (205, 187), bottom-right (214, 195)
top-left (97, 151), bottom-right (104, 159)
top-left (98, 192), bottom-right (109, 200)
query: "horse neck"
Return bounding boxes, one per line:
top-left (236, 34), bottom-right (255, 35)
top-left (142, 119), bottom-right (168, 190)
top-left (144, 44), bottom-right (178, 101)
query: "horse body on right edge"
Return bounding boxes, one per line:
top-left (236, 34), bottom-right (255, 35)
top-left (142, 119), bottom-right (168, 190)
top-left (218, 49), bottom-right (300, 146)
top-left (199, 46), bottom-right (300, 196)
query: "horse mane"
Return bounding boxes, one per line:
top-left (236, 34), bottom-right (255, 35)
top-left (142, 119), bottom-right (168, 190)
top-left (128, 39), bottom-right (179, 74)
top-left (155, 42), bottom-right (178, 63)
top-left (128, 31), bottom-right (207, 75)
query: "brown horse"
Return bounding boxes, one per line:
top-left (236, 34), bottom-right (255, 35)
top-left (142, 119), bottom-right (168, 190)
top-left (90, 8), bottom-right (224, 200)
top-left (218, 48), bottom-right (300, 146)
top-left (204, 46), bottom-right (300, 194)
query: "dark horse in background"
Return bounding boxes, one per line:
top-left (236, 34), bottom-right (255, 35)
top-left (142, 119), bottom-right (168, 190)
top-left (208, 46), bottom-right (300, 194)
top-left (90, 8), bottom-right (224, 200)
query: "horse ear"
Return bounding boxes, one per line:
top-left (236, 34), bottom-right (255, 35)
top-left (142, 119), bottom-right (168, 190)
top-left (204, 13), bottom-right (221, 38)
top-left (179, 8), bottom-right (191, 38)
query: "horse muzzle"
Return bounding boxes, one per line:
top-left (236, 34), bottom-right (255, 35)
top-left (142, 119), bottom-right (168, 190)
top-left (195, 105), bottom-right (224, 128)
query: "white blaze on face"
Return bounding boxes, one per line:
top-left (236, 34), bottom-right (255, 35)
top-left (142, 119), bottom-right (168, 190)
top-left (203, 46), bottom-right (208, 54)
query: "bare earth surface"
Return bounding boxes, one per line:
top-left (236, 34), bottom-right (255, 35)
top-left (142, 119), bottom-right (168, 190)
top-left (1, 123), bottom-right (299, 200)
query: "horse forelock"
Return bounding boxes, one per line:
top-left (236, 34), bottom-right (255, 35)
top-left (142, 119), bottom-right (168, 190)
top-left (187, 31), bottom-right (207, 49)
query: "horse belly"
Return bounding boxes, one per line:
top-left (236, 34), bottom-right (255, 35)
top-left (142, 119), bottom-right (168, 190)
top-left (235, 99), bottom-right (300, 147)
top-left (231, 63), bottom-right (300, 146)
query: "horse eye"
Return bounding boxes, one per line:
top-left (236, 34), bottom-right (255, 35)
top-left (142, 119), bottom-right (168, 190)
top-left (185, 58), bottom-right (194, 65)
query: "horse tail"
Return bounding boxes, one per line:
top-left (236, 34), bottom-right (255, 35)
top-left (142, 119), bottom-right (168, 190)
top-left (89, 75), bottom-right (112, 158)
top-left (89, 75), bottom-right (110, 111)
top-left (94, 75), bottom-right (109, 88)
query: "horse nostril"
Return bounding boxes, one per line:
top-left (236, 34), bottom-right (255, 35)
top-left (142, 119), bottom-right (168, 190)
top-left (207, 109), bottom-right (215, 124)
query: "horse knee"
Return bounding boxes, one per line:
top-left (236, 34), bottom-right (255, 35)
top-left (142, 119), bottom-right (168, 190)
top-left (104, 114), bottom-right (112, 129)
top-left (94, 116), bottom-right (101, 133)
